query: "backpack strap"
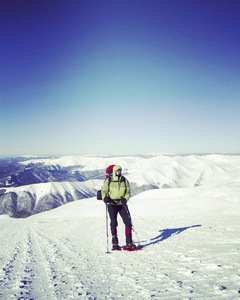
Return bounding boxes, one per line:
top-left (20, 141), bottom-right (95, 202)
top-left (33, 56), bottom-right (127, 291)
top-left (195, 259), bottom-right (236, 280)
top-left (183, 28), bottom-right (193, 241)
top-left (122, 176), bottom-right (127, 194)
top-left (108, 176), bottom-right (111, 188)
top-left (108, 176), bottom-right (126, 186)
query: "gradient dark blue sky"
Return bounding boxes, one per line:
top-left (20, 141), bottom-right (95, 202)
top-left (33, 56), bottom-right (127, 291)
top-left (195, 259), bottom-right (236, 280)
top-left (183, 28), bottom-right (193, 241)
top-left (1, 0), bottom-right (240, 156)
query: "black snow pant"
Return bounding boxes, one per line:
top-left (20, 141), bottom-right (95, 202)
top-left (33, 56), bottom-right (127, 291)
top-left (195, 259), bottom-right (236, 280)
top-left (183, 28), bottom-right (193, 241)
top-left (107, 204), bottom-right (132, 245)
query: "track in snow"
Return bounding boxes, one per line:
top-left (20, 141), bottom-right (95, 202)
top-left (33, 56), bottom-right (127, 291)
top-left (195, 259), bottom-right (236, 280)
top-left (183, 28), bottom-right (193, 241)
top-left (0, 215), bottom-right (240, 299)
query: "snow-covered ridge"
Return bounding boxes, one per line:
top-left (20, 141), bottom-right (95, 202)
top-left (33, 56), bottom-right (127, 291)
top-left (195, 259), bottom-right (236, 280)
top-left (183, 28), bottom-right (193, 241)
top-left (20, 153), bottom-right (240, 185)
top-left (0, 154), bottom-right (240, 218)
top-left (6, 180), bottom-right (102, 203)
top-left (0, 180), bottom-right (102, 218)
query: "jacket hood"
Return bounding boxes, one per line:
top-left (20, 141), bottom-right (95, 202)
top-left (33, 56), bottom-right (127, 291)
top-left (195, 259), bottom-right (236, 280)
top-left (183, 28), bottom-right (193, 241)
top-left (112, 165), bottom-right (122, 181)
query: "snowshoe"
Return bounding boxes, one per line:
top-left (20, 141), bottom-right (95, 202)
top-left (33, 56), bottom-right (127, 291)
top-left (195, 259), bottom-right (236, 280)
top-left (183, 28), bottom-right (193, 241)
top-left (123, 243), bottom-right (142, 251)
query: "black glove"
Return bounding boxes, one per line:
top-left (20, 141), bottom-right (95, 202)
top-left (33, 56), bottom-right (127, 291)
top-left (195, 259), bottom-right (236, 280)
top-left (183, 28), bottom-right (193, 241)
top-left (121, 197), bottom-right (127, 206)
top-left (104, 196), bottom-right (111, 204)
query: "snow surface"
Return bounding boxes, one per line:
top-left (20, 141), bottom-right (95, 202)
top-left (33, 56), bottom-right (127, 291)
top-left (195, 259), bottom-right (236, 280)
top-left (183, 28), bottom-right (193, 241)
top-left (1, 154), bottom-right (240, 299)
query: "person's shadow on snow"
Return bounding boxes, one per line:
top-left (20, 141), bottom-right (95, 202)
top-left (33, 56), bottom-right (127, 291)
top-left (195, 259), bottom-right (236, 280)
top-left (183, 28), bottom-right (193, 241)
top-left (141, 225), bottom-right (201, 248)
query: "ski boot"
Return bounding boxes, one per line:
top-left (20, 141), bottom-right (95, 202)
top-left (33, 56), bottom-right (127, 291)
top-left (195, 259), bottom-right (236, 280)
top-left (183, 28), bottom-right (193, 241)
top-left (126, 242), bottom-right (137, 250)
top-left (112, 243), bottom-right (121, 251)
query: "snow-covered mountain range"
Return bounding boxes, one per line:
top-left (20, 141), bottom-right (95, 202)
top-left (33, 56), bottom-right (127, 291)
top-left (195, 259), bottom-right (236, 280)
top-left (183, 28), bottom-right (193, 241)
top-left (0, 154), bottom-right (240, 217)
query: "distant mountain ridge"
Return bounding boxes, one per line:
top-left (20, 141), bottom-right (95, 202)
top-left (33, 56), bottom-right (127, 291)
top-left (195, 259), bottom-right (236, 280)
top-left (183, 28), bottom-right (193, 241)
top-left (0, 180), bottom-right (101, 218)
top-left (0, 154), bottom-right (240, 218)
top-left (0, 156), bottom-right (105, 188)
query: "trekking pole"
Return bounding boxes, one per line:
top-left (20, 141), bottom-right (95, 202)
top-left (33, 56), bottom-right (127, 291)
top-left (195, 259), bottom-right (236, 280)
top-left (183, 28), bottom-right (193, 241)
top-left (124, 204), bottom-right (141, 247)
top-left (105, 204), bottom-right (110, 253)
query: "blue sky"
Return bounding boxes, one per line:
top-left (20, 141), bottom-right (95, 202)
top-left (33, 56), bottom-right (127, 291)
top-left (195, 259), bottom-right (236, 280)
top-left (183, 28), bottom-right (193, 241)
top-left (1, 0), bottom-right (240, 156)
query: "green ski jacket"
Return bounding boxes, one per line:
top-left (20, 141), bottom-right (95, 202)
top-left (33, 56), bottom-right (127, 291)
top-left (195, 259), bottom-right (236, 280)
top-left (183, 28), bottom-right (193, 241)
top-left (101, 165), bottom-right (131, 205)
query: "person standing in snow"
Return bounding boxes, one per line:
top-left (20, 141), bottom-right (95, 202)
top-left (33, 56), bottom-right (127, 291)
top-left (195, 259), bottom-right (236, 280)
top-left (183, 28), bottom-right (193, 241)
top-left (101, 165), bottom-right (136, 250)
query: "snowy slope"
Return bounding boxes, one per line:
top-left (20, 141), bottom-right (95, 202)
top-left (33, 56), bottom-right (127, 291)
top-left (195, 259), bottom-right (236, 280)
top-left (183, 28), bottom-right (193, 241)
top-left (1, 154), bottom-right (240, 299)
top-left (1, 158), bottom-right (240, 299)
top-left (0, 180), bottom-right (103, 217)
top-left (5, 180), bottom-right (102, 206)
